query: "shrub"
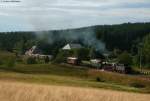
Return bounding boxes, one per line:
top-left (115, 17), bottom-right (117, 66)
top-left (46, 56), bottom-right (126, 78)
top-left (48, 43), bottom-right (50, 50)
top-left (44, 56), bottom-right (50, 63)
top-left (96, 77), bottom-right (104, 82)
top-left (5, 57), bottom-right (16, 68)
top-left (25, 57), bottom-right (37, 64)
top-left (53, 51), bottom-right (66, 63)
top-left (118, 51), bottom-right (133, 65)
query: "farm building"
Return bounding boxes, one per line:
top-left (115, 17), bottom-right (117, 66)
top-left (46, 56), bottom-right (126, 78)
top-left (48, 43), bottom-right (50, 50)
top-left (67, 57), bottom-right (81, 65)
top-left (25, 46), bottom-right (42, 56)
top-left (25, 46), bottom-right (53, 60)
top-left (62, 43), bottom-right (82, 50)
top-left (62, 43), bottom-right (83, 65)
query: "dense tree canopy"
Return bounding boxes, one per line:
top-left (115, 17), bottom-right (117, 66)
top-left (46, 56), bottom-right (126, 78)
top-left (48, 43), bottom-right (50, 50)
top-left (0, 23), bottom-right (150, 64)
top-left (117, 51), bottom-right (133, 65)
top-left (141, 34), bottom-right (150, 67)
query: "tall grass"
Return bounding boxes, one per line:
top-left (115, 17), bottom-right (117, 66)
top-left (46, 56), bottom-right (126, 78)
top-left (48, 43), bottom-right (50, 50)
top-left (88, 70), bottom-right (150, 92)
top-left (0, 81), bottom-right (149, 101)
top-left (0, 63), bottom-right (150, 93)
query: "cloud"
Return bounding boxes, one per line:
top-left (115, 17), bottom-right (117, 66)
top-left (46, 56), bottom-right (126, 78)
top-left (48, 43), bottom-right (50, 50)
top-left (0, 0), bottom-right (150, 31)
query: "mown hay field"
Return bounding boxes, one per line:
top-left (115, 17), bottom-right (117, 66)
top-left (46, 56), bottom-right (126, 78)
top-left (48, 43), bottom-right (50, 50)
top-left (0, 81), bottom-right (149, 101)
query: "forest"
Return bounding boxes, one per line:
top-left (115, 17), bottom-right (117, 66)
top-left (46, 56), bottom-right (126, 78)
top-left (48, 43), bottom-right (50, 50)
top-left (0, 22), bottom-right (150, 68)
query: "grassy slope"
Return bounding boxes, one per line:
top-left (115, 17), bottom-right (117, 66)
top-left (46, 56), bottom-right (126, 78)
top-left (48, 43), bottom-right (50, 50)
top-left (0, 64), bottom-right (150, 93)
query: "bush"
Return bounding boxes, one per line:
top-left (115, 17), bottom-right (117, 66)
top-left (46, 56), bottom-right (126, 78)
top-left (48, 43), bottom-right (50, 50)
top-left (25, 57), bottom-right (37, 64)
top-left (44, 56), bottom-right (50, 63)
top-left (96, 77), bottom-right (104, 82)
top-left (53, 51), bottom-right (66, 63)
top-left (5, 57), bottom-right (16, 67)
top-left (130, 82), bottom-right (145, 88)
top-left (118, 51), bottom-right (133, 65)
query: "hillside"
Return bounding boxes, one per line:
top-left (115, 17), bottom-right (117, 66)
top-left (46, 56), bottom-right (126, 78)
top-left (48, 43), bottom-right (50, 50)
top-left (0, 22), bottom-right (150, 52)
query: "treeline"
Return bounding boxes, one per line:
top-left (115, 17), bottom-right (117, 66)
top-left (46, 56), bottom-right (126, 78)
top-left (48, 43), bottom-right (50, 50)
top-left (95, 22), bottom-right (150, 51)
top-left (0, 32), bottom-right (36, 51)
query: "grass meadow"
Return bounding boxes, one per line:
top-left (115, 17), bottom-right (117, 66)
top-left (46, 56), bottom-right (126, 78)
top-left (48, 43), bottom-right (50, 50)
top-left (0, 64), bottom-right (149, 93)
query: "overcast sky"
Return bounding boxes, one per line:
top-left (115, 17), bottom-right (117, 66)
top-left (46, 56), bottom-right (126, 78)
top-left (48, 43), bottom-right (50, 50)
top-left (0, 0), bottom-right (150, 32)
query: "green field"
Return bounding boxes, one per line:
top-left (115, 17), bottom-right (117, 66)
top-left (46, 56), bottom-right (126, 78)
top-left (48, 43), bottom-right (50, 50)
top-left (0, 63), bottom-right (150, 93)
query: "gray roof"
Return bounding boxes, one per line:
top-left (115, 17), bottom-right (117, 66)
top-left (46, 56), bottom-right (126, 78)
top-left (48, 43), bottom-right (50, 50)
top-left (62, 44), bottom-right (82, 50)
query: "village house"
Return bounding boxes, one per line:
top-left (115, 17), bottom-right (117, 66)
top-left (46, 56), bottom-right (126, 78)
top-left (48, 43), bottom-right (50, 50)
top-left (62, 43), bottom-right (83, 65)
top-left (62, 43), bottom-right (82, 50)
top-left (25, 46), bottom-right (53, 60)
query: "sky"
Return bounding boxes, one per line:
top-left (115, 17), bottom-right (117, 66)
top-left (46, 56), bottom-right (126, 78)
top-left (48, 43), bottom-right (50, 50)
top-left (0, 0), bottom-right (150, 32)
